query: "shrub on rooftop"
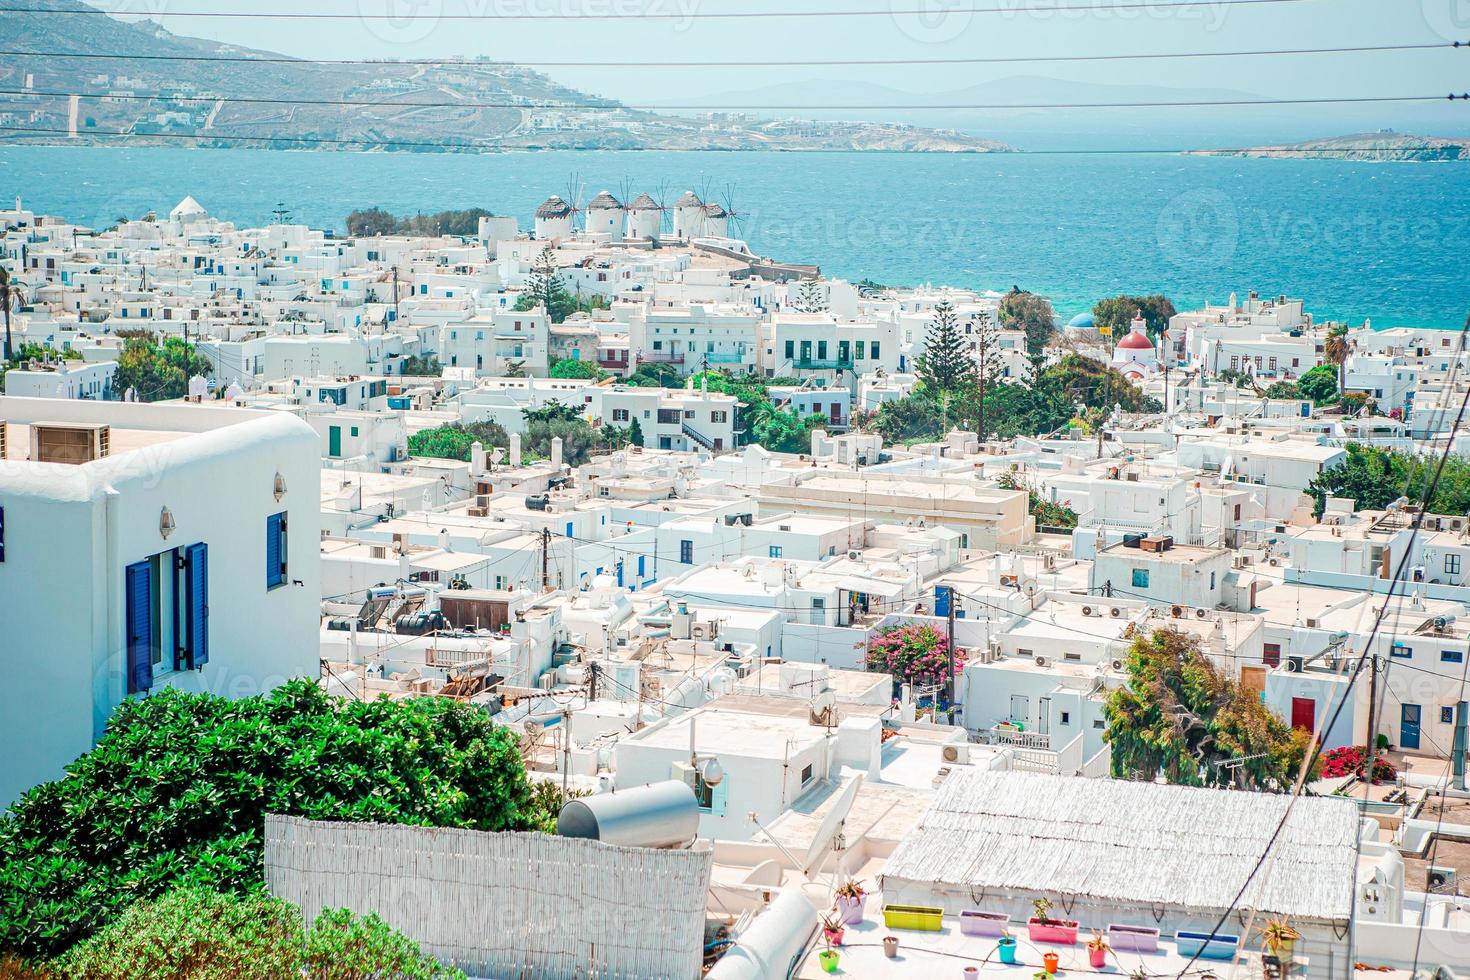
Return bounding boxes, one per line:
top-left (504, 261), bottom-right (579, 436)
top-left (865, 623), bottom-right (964, 686)
top-left (0, 681), bottom-right (533, 959)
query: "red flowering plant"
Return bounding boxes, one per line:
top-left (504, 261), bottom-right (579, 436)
top-left (1321, 745), bottom-right (1397, 784)
top-left (865, 623), bottom-right (965, 686)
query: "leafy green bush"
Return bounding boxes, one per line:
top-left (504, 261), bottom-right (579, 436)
top-left (48, 887), bottom-right (463, 980)
top-left (0, 681), bottom-right (532, 959)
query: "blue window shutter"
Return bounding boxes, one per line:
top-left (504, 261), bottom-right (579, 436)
top-left (934, 585), bottom-right (950, 616)
top-left (565, 522), bottom-right (574, 538)
top-left (710, 776), bottom-right (729, 816)
top-left (125, 560), bottom-right (154, 694)
top-left (266, 513), bottom-right (283, 587)
top-left (637, 555), bottom-right (645, 578)
top-left (186, 542), bottom-right (209, 669)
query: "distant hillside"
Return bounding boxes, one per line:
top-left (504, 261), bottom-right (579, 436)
top-left (1188, 132), bottom-right (1469, 162)
top-left (0, 0), bottom-right (1009, 153)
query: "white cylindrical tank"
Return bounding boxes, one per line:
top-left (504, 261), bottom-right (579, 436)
top-left (584, 190), bottom-right (623, 241)
top-left (534, 196), bottom-right (573, 241)
top-left (706, 889), bottom-right (819, 980)
top-left (557, 780), bottom-right (699, 847)
top-left (673, 190), bottom-right (705, 239)
top-left (625, 193), bottom-right (662, 241)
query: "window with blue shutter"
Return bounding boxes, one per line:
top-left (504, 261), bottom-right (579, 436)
top-left (637, 555), bottom-right (645, 578)
top-left (266, 512), bottom-right (287, 588)
top-left (125, 560), bottom-right (154, 694)
top-left (565, 521), bottom-right (574, 539)
top-left (709, 776), bottom-right (729, 816)
top-left (185, 542), bottom-right (209, 669)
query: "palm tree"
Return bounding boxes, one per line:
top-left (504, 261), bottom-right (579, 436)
top-left (0, 266), bottom-right (16, 364)
top-left (1324, 323), bottom-right (1350, 398)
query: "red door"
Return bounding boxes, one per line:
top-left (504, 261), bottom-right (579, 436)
top-left (830, 403), bottom-right (843, 424)
top-left (1290, 697), bottom-right (1316, 732)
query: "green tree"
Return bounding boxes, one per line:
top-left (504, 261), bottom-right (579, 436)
top-left (407, 421), bottom-right (511, 462)
top-left (1297, 363), bottom-right (1339, 404)
top-left (996, 469), bottom-right (1078, 529)
top-left (549, 357), bottom-right (607, 380)
top-left (513, 245), bottom-right (576, 322)
top-left (873, 391), bottom-right (943, 444)
top-left (999, 289), bottom-right (1057, 361)
top-left (791, 278), bottom-right (827, 313)
top-left (1092, 294), bottom-right (1176, 343)
top-left (47, 888), bottom-right (462, 980)
top-left (865, 623), bottom-right (964, 687)
top-left (1306, 442), bottom-right (1470, 517)
top-left (1262, 380), bottom-right (1303, 400)
top-left (1324, 323), bottom-right (1351, 398)
top-left (627, 416), bottom-right (645, 447)
top-left (0, 266), bottom-right (20, 363)
top-left (1105, 628), bottom-right (1315, 791)
top-left (751, 408), bottom-right (826, 454)
top-left (112, 336), bottom-right (213, 402)
top-left (913, 301), bottom-right (975, 395)
top-left (0, 682), bottom-right (535, 958)
top-left (344, 207), bottom-right (399, 237)
top-left (1042, 353), bottom-right (1157, 414)
top-left (399, 354), bottom-right (442, 377)
top-left (626, 362), bottom-right (683, 388)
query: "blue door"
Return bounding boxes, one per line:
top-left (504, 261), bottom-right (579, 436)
top-left (1402, 704), bottom-right (1422, 750)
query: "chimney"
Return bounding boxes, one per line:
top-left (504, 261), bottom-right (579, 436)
top-left (510, 432), bottom-right (522, 468)
top-left (469, 441), bottom-right (485, 477)
top-left (551, 436), bottom-right (563, 470)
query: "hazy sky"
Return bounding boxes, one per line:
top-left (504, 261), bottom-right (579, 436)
top-left (104, 0), bottom-right (1468, 105)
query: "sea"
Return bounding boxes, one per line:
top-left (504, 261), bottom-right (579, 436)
top-left (2, 145), bottom-right (1466, 328)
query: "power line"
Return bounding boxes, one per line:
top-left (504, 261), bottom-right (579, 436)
top-left (0, 40), bottom-right (1459, 69)
top-left (0, 0), bottom-right (1333, 22)
top-left (3, 87), bottom-right (1459, 111)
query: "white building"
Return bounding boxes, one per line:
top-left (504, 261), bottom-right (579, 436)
top-left (0, 397), bottom-right (321, 807)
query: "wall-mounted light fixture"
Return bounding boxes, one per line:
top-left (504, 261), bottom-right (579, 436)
top-left (274, 472), bottom-right (287, 501)
top-left (159, 506), bottom-right (175, 540)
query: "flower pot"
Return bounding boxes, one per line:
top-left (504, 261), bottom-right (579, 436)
top-left (823, 926), bottom-right (845, 947)
top-left (960, 910), bottom-right (1011, 938)
top-left (819, 949), bottom-right (841, 973)
top-left (1028, 918), bottom-right (1080, 946)
top-left (884, 903), bottom-right (945, 931)
top-left (998, 937), bottom-right (1018, 965)
top-left (837, 892), bottom-right (867, 925)
top-left (1175, 931), bottom-right (1239, 961)
top-left (1044, 952), bottom-right (1061, 974)
top-left (964, 968), bottom-right (980, 979)
top-left (883, 936), bottom-right (900, 958)
top-left (1271, 938), bottom-right (1296, 964)
top-left (1089, 947), bottom-right (1107, 969)
top-left (1105, 923), bottom-right (1160, 954)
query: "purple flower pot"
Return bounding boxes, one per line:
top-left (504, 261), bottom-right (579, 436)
top-left (837, 892), bottom-right (867, 925)
top-left (1106, 923), bottom-right (1161, 954)
top-left (959, 910), bottom-right (1011, 938)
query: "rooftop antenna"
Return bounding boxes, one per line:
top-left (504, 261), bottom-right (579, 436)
top-left (270, 202), bottom-right (293, 224)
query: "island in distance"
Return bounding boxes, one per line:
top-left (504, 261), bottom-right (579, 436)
top-left (1188, 130), bottom-right (1469, 162)
top-left (0, 0), bottom-right (1009, 153)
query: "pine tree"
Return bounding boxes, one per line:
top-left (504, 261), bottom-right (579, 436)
top-left (914, 301), bottom-right (974, 394)
top-left (792, 278), bottom-right (827, 313)
top-left (972, 312), bottom-right (1005, 437)
top-left (628, 416), bottom-right (645, 447)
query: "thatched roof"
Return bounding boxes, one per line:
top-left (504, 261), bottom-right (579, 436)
top-left (627, 193), bottom-right (661, 211)
top-left (675, 191), bottom-right (704, 208)
top-left (586, 190), bottom-right (622, 210)
top-left (703, 202), bottom-right (728, 218)
top-left (535, 196), bottom-right (573, 219)
top-left (880, 769), bottom-right (1357, 921)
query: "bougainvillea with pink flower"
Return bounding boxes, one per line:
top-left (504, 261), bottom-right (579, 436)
top-left (1321, 745), bottom-right (1397, 784)
top-left (865, 623), bottom-right (965, 684)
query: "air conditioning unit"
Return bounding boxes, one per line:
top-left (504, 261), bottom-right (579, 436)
top-left (1034, 655), bottom-right (1051, 668)
top-left (847, 550), bottom-right (861, 561)
top-left (690, 620), bottom-right (720, 642)
top-left (467, 506), bottom-right (488, 517)
top-left (1110, 607), bottom-right (1123, 618)
top-left (1429, 866), bottom-right (1457, 891)
top-left (1286, 656), bottom-right (1305, 673)
top-left (941, 743), bottom-right (970, 765)
top-left (1171, 605), bottom-right (1186, 618)
top-left (29, 421), bottom-right (110, 464)
top-left (1081, 605), bottom-right (1094, 617)
top-left (1110, 658), bottom-right (1126, 672)
top-left (1268, 557), bottom-right (1280, 566)
top-left (1194, 608), bottom-right (1208, 619)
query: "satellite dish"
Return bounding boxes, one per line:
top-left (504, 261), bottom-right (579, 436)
top-left (490, 447), bottom-right (505, 465)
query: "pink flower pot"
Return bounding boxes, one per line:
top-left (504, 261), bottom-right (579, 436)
top-left (1089, 947), bottom-right (1107, 969)
top-left (1028, 918), bottom-right (1080, 946)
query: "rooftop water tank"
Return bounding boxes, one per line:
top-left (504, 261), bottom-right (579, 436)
top-left (557, 780), bottom-right (699, 848)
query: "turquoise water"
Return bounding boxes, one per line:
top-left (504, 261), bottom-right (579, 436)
top-left (2, 145), bottom-right (1466, 327)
